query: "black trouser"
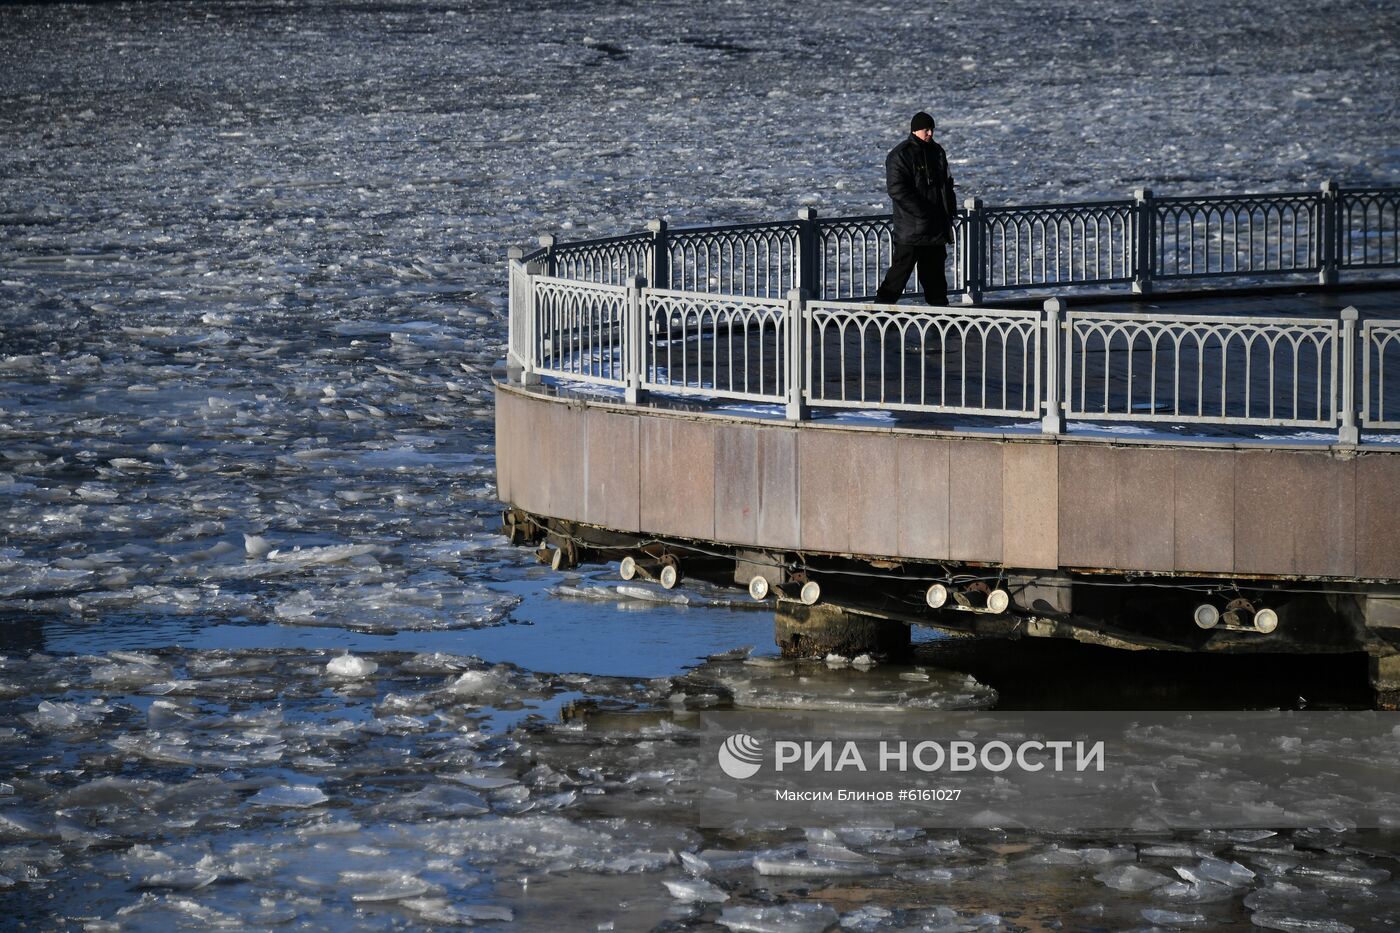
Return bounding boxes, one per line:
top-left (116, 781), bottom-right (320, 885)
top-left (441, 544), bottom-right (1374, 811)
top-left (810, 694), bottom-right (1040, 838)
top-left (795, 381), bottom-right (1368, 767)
top-left (875, 242), bottom-right (948, 306)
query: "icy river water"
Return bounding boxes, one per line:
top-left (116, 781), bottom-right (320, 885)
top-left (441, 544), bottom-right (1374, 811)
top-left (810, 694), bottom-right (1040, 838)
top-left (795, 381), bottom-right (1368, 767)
top-left (3, 1), bottom-right (1400, 930)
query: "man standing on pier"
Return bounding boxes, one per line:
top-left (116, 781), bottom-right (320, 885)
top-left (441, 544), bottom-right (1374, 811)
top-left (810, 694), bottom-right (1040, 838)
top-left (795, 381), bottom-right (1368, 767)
top-left (875, 111), bottom-right (957, 306)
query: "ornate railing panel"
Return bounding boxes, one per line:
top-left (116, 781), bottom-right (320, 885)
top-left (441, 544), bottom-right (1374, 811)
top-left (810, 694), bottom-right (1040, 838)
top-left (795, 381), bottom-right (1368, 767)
top-left (531, 276), bottom-right (630, 387)
top-left (641, 289), bottom-right (788, 403)
top-left (1064, 310), bottom-right (1341, 428)
top-left (667, 221), bottom-right (800, 298)
top-left (804, 301), bottom-right (1042, 416)
top-left (1340, 189), bottom-right (1400, 270)
top-left (817, 214), bottom-right (895, 301)
top-left (552, 232), bottom-right (653, 286)
top-left (817, 214), bottom-right (967, 301)
top-left (1154, 193), bottom-right (1322, 280)
top-left (1363, 321), bottom-right (1400, 428)
top-left (981, 201), bottom-right (1135, 292)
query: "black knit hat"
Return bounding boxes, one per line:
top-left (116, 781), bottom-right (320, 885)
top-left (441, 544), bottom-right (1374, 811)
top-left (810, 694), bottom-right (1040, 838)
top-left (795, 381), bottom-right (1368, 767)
top-left (910, 111), bottom-right (935, 132)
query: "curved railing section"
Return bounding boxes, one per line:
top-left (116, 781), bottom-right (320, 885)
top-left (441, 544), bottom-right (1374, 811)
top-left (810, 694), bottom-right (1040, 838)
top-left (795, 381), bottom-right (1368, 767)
top-left (979, 199), bottom-right (1135, 293)
top-left (530, 276), bottom-right (629, 385)
top-left (506, 181), bottom-right (1400, 444)
top-left (1154, 192), bottom-right (1322, 280)
top-left (1064, 311), bottom-right (1340, 428)
top-left (666, 219), bottom-right (801, 298)
top-left (1364, 321), bottom-right (1400, 429)
top-left (805, 301), bottom-right (1041, 417)
top-left (643, 289), bottom-right (789, 402)
top-left (551, 231), bottom-right (651, 287)
top-left (1341, 189), bottom-right (1400, 270)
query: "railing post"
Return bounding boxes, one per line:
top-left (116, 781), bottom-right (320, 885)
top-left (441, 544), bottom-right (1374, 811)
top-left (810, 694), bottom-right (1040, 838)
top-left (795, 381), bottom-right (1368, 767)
top-left (506, 246), bottom-right (525, 381)
top-left (516, 247), bottom-right (545, 386)
top-left (538, 233), bottom-right (557, 277)
top-left (1041, 297), bottom-right (1065, 435)
top-left (1133, 188), bottom-right (1154, 295)
top-left (1339, 305), bottom-right (1360, 446)
top-left (961, 197), bottom-right (984, 306)
top-left (1319, 180), bottom-right (1340, 287)
top-left (626, 275), bottom-right (648, 405)
top-left (647, 219), bottom-right (669, 291)
top-left (785, 288), bottom-right (809, 421)
top-left (797, 207), bottom-right (819, 299)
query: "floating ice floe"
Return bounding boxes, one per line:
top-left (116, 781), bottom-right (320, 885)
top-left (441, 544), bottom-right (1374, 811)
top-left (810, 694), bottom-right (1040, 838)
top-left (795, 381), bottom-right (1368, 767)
top-left (249, 785), bottom-right (328, 808)
top-left (663, 877), bottom-right (729, 902)
top-left (1096, 863), bottom-right (1173, 892)
top-left (683, 658), bottom-right (997, 711)
top-left (23, 699), bottom-right (105, 731)
top-left (754, 856), bottom-right (880, 877)
top-left (325, 654), bottom-right (378, 678)
top-left (1249, 913), bottom-right (1354, 933)
top-left (1142, 907), bottom-right (1208, 927)
top-left (717, 903), bottom-right (840, 933)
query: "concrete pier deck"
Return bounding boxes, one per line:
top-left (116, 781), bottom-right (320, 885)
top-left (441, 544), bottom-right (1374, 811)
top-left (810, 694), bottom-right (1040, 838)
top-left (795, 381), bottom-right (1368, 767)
top-left (499, 187), bottom-right (1400, 691)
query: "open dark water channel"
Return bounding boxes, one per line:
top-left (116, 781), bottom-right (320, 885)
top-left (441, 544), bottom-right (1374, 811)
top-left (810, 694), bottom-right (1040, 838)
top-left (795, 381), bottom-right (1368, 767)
top-left (3, 1), bottom-right (1399, 930)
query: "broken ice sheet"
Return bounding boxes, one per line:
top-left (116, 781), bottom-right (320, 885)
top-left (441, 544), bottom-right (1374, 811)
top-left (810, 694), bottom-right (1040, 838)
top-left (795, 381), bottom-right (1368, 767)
top-left (22, 699), bottom-right (108, 732)
top-left (341, 869), bottom-right (441, 903)
top-left (325, 654), bottom-right (378, 678)
top-left (249, 785), bottom-right (328, 808)
top-left (1096, 863), bottom-right (1173, 892)
top-left (717, 903), bottom-right (840, 933)
top-left (272, 581), bottom-right (519, 632)
top-left (1249, 914), bottom-right (1355, 933)
top-left (677, 657), bottom-right (998, 711)
top-left (663, 877), bottom-right (729, 902)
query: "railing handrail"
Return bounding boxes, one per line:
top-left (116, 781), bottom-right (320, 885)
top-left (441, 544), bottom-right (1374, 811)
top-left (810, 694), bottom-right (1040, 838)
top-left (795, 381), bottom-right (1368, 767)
top-left (982, 198), bottom-right (1137, 213)
top-left (646, 284), bottom-right (787, 305)
top-left (533, 272), bottom-right (632, 293)
top-left (1155, 190), bottom-right (1324, 204)
top-left (667, 218), bottom-right (804, 238)
top-left (1063, 308), bottom-right (1343, 327)
top-left (808, 297), bottom-right (1041, 319)
top-left (551, 230), bottom-right (653, 251)
top-left (815, 212), bottom-right (898, 226)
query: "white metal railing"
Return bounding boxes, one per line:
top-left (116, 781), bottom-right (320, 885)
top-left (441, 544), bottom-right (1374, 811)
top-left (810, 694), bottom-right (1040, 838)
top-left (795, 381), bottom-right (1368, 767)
top-left (507, 183), bottom-right (1400, 442)
top-left (1363, 321), bottom-right (1400, 428)
top-left (641, 289), bottom-right (789, 403)
top-left (511, 269), bottom-right (1386, 442)
top-left (531, 276), bottom-right (630, 387)
top-left (805, 300), bottom-right (1041, 417)
top-left (1063, 310), bottom-right (1343, 429)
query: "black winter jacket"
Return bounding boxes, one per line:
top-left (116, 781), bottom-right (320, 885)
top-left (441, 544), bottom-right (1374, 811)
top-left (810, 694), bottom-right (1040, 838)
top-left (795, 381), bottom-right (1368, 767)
top-left (886, 135), bottom-right (956, 246)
